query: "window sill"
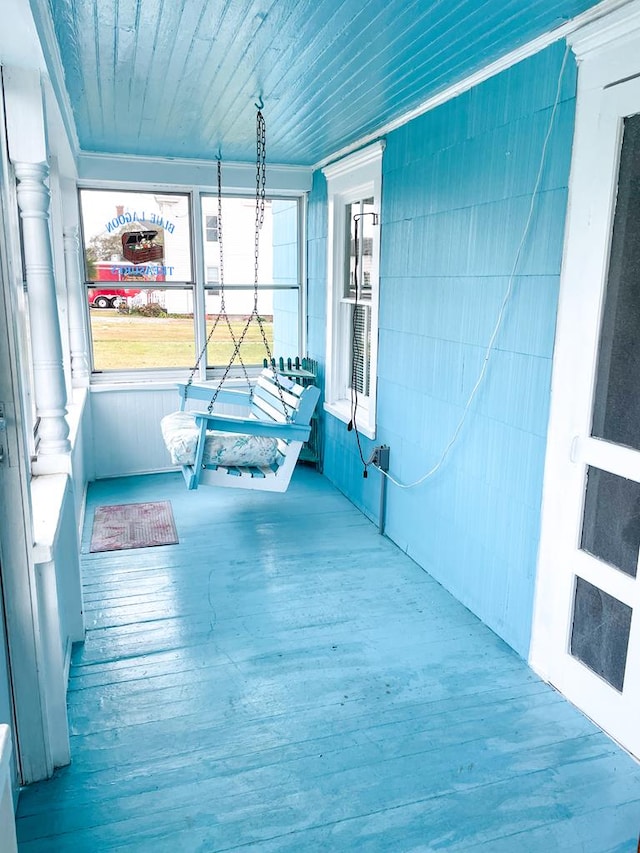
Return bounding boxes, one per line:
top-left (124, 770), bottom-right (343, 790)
top-left (89, 371), bottom-right (262, 392)
top-left (324, 399), bottom-right (376, 440)
top-left (90, 374), bottom-right (257, 394)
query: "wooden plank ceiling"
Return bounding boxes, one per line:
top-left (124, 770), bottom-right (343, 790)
top-left (48, 0), bottom-right (600, 165)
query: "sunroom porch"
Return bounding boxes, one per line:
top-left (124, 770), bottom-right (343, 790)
top-left (4, 0), bottom-right (640, 848)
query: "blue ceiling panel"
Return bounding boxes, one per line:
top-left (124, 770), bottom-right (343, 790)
top-left (46, 0), bottom-right (600, 166)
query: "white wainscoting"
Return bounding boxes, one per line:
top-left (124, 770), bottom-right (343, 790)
top-left (90, 385), bottom-right (181, 479)
top-left (90, 383), bottom-right (246, 479)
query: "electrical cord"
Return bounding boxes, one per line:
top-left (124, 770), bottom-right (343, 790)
top-left (348, 214), bottom-right (371, 477)
top-left (376, 43), bottom-right (570, 489)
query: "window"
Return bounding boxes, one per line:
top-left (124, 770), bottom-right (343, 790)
top-left (323, 142), bottom-right (383, 438)
top-left (78, 188), bottom-right (302, 377)
top-left (205, 215), bottom-right (219, 242)
top-left (200, 195), bottom-right (301, 369)
top-left (80, 189), bottom-right (194, 373)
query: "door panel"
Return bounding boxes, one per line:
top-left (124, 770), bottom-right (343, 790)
top-left (570, 576), bottom-right (632, 693)
top-left (581, 466), bottom-right (640, 578)
top-left (591, 112), bottom-right (640, 452)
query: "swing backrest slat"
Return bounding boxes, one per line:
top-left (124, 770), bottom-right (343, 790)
top-left (255, 374), bottom-right (301, 407)
top-left (249, 370), bottom-right (300, 424)
top-left (251, 388), bottom-right (290, 423)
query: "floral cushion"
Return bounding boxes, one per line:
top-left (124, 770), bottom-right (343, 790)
top-left (160, 411), bottom-right (280, 468)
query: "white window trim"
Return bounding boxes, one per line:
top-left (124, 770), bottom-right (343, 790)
top-left (323, 141), bottom-right (384, 440)
top-left (78, 187), bottom-right (306, 381)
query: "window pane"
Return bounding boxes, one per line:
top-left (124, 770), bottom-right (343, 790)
top-left (272, 199), bottom-right (299, 286)
top-left (80, 190), bottom-right (192, 282)
top-left (592, 113), bottom-right (640, 449)
top-left (581, 466), bottom-right (640, 577)
top-left (272, 287), bottom-right (300, 358)
top-left (570, 577), bottom-right (632, 692)
top-left (360, 197), bottom-right (375, 301)
top-left (201, 196), bottom-right (276, 286)
top-left (345, 202), bottom-right (356, 298)
top-left (204, 287), bottom-right (298, 368)
top-left (89, 287), bottom-right (195, 370)
top-left (201, 196), bottom-right (300, 368)
top-left (344, 198), bottom-right (375, 301)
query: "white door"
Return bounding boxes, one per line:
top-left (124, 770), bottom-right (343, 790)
top-left (531, 75), bottom-right (640, 758)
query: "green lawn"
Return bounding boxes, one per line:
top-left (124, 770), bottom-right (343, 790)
top-left (90, 311), bottom-right (274, 370)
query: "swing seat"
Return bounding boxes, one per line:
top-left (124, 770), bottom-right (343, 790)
top-left (161, 369), bottom-right (320, 492)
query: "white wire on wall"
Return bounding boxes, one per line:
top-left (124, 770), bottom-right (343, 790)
top-left (377, 43), bottom-right (571, 490)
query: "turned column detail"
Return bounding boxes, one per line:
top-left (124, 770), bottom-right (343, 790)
top-left (63, 226), bottom-right (90, 385)
top-left (15, 162), bottom-right (70, 460)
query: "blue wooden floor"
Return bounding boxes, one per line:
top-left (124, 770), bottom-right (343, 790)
top-left (16, 468), bottom-right (640, 851)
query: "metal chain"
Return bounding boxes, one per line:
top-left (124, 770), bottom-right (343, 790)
top-left (217, 158), bottom-right (225, 289)
top-left (185, 107), bottom-right (290, 419)
top-left (205, 108), bottom-right (291, 418)
top-left (251, 110), bottom-right (292, 421)
top-left (207, 310), bottom-right (254, 413)
top-left (253, 111), bottom-right (270, 360)
top-left (204, 160), bottom-right (253, 411)
top-left (185, 158), bottom-right (249, 399)
top-left (217, 159), bottom-right (251, 391)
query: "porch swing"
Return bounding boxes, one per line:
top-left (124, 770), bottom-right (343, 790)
top-left (160, 106), bottom-right (320, 492)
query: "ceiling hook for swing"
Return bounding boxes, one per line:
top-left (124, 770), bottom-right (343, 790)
top-left (255, 95), bottom-right (264, 111)
top-left (215, 146), bottom-right (222, 161)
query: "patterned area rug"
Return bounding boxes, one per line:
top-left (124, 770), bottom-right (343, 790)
top-left (90, 501), bottom-right (179, 552)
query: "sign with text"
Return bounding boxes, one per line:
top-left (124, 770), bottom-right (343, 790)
top-left (80, 190), bottom-right (192, 283)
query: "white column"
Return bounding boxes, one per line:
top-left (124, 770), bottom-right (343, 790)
top-left (63, 226), bottom-right (90, 385)
top-left (15, 161), bottom-right (71, 469)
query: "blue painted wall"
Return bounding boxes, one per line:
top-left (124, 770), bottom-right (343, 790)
top-left (272, 199), bottom-right (300, 359)
top-left (307, 43), bottom-right (577, 657)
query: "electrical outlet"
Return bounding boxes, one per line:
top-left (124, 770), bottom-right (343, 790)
top-left (372, 444), bottom-right (390, 472)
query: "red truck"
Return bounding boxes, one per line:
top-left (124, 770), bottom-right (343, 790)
top-left (87, 287), bottom-right (143, 309)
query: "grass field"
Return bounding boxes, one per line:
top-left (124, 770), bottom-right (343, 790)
top-left (90, 310), bottom-right (274, 370)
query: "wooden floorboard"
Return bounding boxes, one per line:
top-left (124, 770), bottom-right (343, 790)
top-left (16, 468), bottom-right (640, 851)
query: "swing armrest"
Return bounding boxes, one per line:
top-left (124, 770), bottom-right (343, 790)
top-left (191, 412), bottom-right (311, 442)
top-left (176, 383), bottom-right (253, 408)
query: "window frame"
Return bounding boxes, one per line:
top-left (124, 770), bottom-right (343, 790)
top-left (323, 142), bottom-right (384, 439)
top-left (78, 184), bottom-right (306, 382)
top-left (199, 192), bottom-right (304, 375)
top-left (79, 188), bottom-right (195, 285)
top-left (79, 187), bottom-right (196, 377)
